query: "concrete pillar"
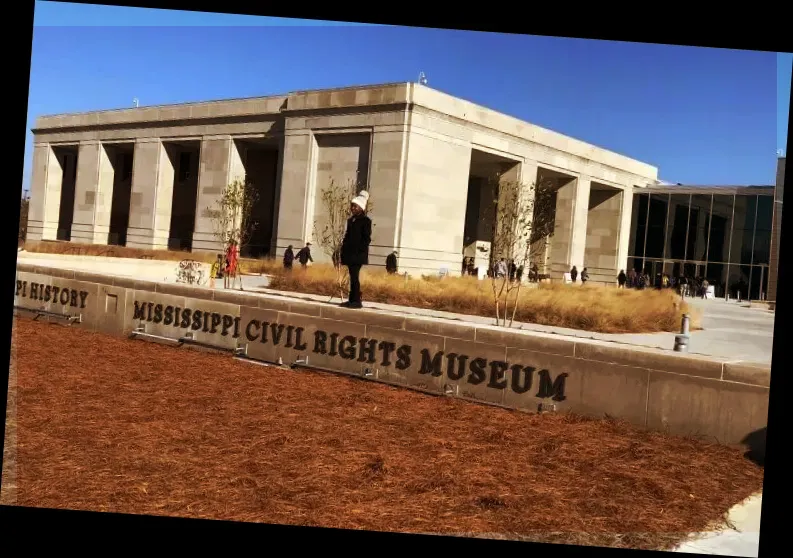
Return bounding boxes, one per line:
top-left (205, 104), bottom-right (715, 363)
top-left (368, 128), bottom-right (407, 265)
top-left (584, 186), bottom-right (623, 284)
top-left (70, 142), bottom-right (101, 244)
top-left (495, 161), bottom-right (538, 265)
top-left (515, 161), bottom-right (539, 265)
top-left (127, 139), bottom-right (172, 250)
top-left (229, 139), bottom-right (246, 184)
top-left (274, 132), bottom-right (313, 254)
top-left (616, 186), bottom-right (634, 276)
top-left (92, 144), bottom-right (115, 244)
top-left (192, 137), bottom-right (232, 252)
top-left (26, 144), bottom-right (59, 242)
top-left (549, 175), bottom-right (590, 279)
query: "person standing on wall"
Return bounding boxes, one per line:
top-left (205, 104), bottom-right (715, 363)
top-left (340, 190), bottom-right (372, 309)
top-left (386, 250), bottom-right (399, 274)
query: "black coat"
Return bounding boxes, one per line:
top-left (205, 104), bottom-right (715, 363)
top-left (340, 214), bottom-right (372, 267)
top-left (296, 247), bottom-right (313, 265)
top-left (386, 253), bottom-right (398, 272)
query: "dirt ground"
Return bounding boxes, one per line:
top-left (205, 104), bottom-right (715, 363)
top-left (7, 316), bottom-right (763, 550)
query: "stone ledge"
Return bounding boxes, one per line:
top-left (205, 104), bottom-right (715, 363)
top-left (722, 362), bottom-right (772, 388)
top-left (13, 264), bottom-right (771, 446)
top-left (573, 341), bottom-right (727, 381)
top-left (17, 262), bottom-right (771, 379)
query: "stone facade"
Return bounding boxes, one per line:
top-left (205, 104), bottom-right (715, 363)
top-left (27, 82), bottom-right (661, 280)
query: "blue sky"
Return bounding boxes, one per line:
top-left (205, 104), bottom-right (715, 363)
top-left (26, 1), bottom-right (790, 192)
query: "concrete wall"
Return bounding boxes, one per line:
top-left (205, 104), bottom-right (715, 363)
top-left (14, 262), bottom-right (769, 447)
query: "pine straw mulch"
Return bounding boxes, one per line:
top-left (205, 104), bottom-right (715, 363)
top-left (10, 316), bottom-right (763, 551)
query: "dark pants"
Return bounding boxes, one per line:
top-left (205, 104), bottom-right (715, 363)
top-left (347, 264), bottom-right (362, 303)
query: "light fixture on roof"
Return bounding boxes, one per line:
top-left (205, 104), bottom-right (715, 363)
top-left (133, 98), bottom-right (140, 108)
top-left (778, 149), bottom-right (785, 157)
top-left (418, 71), bottom-right (428, 85)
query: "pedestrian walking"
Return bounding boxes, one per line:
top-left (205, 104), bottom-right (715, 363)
top-left (386, 250), bottom-right (399, 274)
top-left (283, 245), bottom-right (295, 270)
top-left (296, 242), bottom-right (313, 267)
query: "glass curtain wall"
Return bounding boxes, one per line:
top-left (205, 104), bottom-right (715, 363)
top-left (627, 191), bottom-right (773, 300)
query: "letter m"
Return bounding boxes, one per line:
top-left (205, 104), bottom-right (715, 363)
top-left (536, 370), bottom-right (569, 402)
top-left (419, 349), bottom-right (444, 376)
top-left (133, 301), bottom-right (147, 321)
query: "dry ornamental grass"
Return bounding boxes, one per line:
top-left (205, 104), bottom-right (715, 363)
top-left (268, 266), bottom-right (697, 334)
top-left (23, 241), bottom-right (698, 334)
top-left (11, 317), bottom-right (760, 551)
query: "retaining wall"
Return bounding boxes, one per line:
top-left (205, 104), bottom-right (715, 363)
top-left (13, 262), bottom-right (770, 446)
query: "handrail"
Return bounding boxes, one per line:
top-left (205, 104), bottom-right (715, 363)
top-left (14, 305), bottom-right (82, 324)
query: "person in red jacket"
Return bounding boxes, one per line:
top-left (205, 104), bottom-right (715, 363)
top-left (224, 240), bottom-right (239, 289)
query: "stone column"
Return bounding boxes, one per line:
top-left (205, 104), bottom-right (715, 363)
top-left (26, 144), bottom-right (59, 242)
top-left (70, 142), bottom-right (100, 244)
top-left (515, 161), bottom-right (539, 265)
top-left (549, 175), bottom-right (590, 279)
top-left (127, 139), bottom-right (172, 250)
top-left (367, 128), bottom-right (407, 265)
top-left (91, 144), bottom-right (116, 244)
top-left (584, 187), bottom-right (623, 284)
top-left (616, 186), bottom-right (634, 276)
top-left (274, 131), bottom-right (313, 255)
top-left (192, 137), bottom-right (232, 252)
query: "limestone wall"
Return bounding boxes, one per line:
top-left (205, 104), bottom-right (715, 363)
top-left (14, 262), bottom-right (769, 447)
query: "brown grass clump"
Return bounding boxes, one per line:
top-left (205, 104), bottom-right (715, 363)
top-left (268, 265), bottom-right (698, 334)
top-left (22, 240), bottom-right (279, 275)
top-left (11, 317), bottom-right (761, 550)
top-left (22, 240), bottom-right (698, 334)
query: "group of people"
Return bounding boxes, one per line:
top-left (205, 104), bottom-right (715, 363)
top-left (282, 242), bottom-right (315, 269)
top-left (462, 258), bottom-right (546, 284)
top-left (615, 268), bottom-right (712, 298)
top-left (568, 266), bottom-right (590, 284)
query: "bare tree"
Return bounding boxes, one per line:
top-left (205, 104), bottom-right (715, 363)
top-left (488, 175), bottom-right (556, 327)
top-left (312, 178), bottom-right (374, 302)
top-left (202, 177), bottom-right (259, 290)
top-left (19, 189), bottom-right (30, 247)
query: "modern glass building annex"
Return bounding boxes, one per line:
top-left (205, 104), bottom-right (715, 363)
top-left (627, 185), bottom-right (775, 300)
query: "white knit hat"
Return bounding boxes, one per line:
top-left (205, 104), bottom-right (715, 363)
top-left (351, 190), bottom-right (370, 211)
